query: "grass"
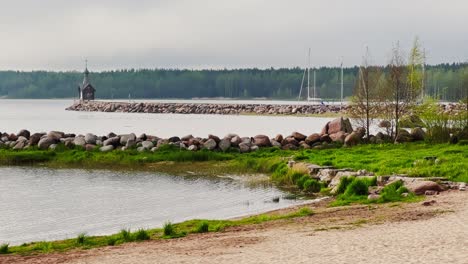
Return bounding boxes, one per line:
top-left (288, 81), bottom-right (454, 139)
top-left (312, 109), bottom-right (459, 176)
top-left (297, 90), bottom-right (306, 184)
top-left (0, 142), bottom-right (466, 182)
top-left (2, 207), bottom-right (315, 256)
top-left (76, 233), bottom-right (86, 245)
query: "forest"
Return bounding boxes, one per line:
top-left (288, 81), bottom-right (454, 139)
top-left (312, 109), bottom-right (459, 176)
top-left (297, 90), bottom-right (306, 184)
top-left (0, 63), bottom-right (466, 101)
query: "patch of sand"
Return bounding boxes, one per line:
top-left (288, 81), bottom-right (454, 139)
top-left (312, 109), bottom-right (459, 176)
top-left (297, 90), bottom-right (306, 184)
top-left (3, 191), bottom-right (467, 264)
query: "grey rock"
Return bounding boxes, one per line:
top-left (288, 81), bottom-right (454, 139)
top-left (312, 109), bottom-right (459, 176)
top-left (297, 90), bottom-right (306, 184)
top-left (219, 138), bottom-right (231, 152)
top-left (38, 137), bottom-right (55, 150)
top-left (119, 133), bottom-right (136, 145)
top-left (250, 145), bottom-right (259, 152)
top-left (188, 145), bottom-right (198, 151)
top-left (203, 138), bottom-right (217, 150)
top-left (239, 142), bottom-right (250, 153)
top-left (74, 137), bottom-right (86, 147)
top-left (85, 133), bottom-right (97, 144)
top-left (49, 144), bottom-right (57, 150)
top-left (17, 129), bottom-right (30, 139)
top-left (141, 141), bottom-right (154, 149)
top-left (100, 145), bottom-right (114, 152)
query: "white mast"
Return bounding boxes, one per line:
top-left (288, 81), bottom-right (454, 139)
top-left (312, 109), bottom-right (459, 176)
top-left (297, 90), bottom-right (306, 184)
top-left (313, 70), bottom-right (316, 99)
top-left (340, 58), bottom-right (344, 109)
top-left (422, 48), bottom-right (426, 99)
top-left (307, 48), bottom-right (311, 101)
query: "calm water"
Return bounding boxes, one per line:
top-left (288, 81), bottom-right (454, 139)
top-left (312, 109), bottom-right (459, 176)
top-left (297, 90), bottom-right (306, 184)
top-left (0, 99), bottom-right (333, 137)
top-left (0, 167), bottom-right (305, 245)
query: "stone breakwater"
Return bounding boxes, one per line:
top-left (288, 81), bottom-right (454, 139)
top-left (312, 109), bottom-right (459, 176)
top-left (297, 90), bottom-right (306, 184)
top-left (0, 117), bottom-right (426, 154)
top-left (66, 101), bottom-right (348, 115)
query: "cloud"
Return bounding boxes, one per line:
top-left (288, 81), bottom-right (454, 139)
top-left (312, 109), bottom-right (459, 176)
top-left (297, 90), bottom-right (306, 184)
top-left (0, 0), bottom-right (467, 70)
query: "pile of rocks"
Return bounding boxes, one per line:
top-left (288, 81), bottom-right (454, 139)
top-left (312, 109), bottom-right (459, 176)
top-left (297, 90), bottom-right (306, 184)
top-left (289, 161), bottom-right (465, 197)
top-left (66, 101), bottom-right (348, 115)
top-left (0, 117), bottom-right (429, 153)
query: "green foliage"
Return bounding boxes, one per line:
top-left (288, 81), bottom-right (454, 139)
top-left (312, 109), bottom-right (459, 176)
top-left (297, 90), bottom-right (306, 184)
top-left (119, 229), bottom-right (133, 242)
top-left (303, 179), bottom-right (322, 193)
top-left (163, 222), bottom-right (174, 236)
top-left (76, 233), bottom-right (87, 245)
top-left (336, 176), bottom-right (355, 195)
top-left (379, 180), bottom-right (412, 203)
top-left (343, 178), bottom-right (371, 196)
top-left (134, 229), bottom-right (150, 241)
top-left (195, 221), bottom-right (210, 233)
top-left (0, 244), bottom-right (9, 254)
top-left (106, 237), bottom-right (118, 246)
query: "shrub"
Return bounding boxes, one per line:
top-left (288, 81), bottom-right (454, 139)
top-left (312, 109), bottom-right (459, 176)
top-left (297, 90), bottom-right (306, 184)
top-left (163, 222), bottom-right (174, 236)
top-left (303, 179), bottom-right (322, 193)
top-left (134, 229), bottom-right (150, 241)
top-left (106, 237), bottom-right (118, 246)
top-left (0, 244), bottom-right (9, 254)
top-left (335, 176), bottom-right (355, 194)
top-left (296, 175), bottom-right (310, 189)
top-left (196, 221), bottom-right (210, 233)
top-left (343, 178), bottom-right (369, 196)
top-left (379, 180), bottom-right (411, 202)
top-left (76, 232), bottom-right (87, 245)
top-left (120, 229), bottom-right (133, 242)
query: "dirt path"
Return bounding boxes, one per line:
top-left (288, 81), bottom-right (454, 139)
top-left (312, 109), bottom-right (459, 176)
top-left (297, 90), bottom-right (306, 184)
top-left (3, 191), bottom-right (467, 264)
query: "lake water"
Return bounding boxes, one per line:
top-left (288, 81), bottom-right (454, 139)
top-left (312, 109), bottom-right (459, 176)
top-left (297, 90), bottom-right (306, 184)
top-left (0, 99), bottom-right (333, 137)
top-left (0, 167), bottom-right (305, 245)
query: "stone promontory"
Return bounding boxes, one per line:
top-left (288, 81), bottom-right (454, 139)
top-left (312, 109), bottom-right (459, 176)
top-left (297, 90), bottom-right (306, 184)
top-left (66, 101), bottom-right (347, 115)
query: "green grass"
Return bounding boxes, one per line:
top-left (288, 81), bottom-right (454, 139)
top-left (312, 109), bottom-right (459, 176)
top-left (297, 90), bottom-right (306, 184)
top-left (1, 142), bottom-right (466, 182)
top-left (4, 207), bottom-right (314, 256)
top-left (76, 233), bottom-right (86, 245)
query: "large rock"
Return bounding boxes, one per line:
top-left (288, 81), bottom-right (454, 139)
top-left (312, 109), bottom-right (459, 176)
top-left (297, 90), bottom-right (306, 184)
top-left (208, 134), bottom-right (221, 144)
top-left (344, 132), bottom-right (361, 147)
top-left (47, 131), bottom-right (65, 141)
top-left (230, 136), bottom-right (242, 146)
top-left (141, 141), bottom-right (154, 149)
top-left (253, 135), bottom-right (271, 147)
top-left (17, 129), bottom-right (30, 139)
top-left (270, 139), bottom-right (282, 148)
top-left (74, 136), bottom-right (86, 147)
top-left (219, 138), bottom-right (231, 152)
top-left (38, 137), bottom-right (55, 150)
top-left (181, 134), bottom-right (193, 141)
top-left (305, 133), bottom-right (321, 145)
top-left (29, 133), bottom-right (43, 145)
top-left (326, 117), bottom-right (353, 135)
top-left (274, 134), bottom-right (284, 143)
top-left (291, 132), bottom-right (306, 141)
top-left (119, 133), bottom-right (136, 145)
top-left (281, 137), bottom-right (299, 146)
top-left (405, 181), bottom-right (444, 195)
top-left (329, 131), bottom-right (347, 143)
top-left (378, 120), bottom-right (391, 128)
top-left (100, 145), bottom-right (114, 152)
top-left (85, 133), bottom-right (97, 145)
top-left (320, 134), bottom-right (332, 143)
top-left (203, 138), bottom-right (217, 150)
top-left (13, 140), bottom-right (26, 150)
top-left (395, 129), bottom-right (412, 143)
top-left (103, 136), bottom-right (121, 147)
top-left (239, 142), bottom-right (250, 153)
top-left (410, 127), bottom-right (425, 141)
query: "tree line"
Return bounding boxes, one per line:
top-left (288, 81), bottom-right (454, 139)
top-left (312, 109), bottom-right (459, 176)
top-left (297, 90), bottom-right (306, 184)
top-left (0, 63), bottom-right (466, 101)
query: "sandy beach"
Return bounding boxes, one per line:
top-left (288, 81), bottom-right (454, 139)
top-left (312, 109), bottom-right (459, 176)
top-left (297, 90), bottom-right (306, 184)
top-left (3, 190), bottom-right (467, 264)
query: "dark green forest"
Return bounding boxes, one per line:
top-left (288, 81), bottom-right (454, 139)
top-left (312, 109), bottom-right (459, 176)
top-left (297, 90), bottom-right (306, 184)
top-left (0, 63), bottom-right (466, 101)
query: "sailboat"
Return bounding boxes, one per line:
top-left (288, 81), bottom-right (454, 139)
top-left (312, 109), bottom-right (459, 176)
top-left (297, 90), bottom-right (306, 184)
top-left (298, 48), bottom-right (322, 103)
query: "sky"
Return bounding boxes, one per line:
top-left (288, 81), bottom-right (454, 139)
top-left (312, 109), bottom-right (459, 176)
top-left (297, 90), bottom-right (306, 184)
top-left (0, 0), bottom-right (467, 71)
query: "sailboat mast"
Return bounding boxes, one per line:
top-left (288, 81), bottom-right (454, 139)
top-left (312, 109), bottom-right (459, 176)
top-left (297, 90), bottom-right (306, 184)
top-left (313, 70), bottom-right (316, 99)
top-left (307, 48), bottom-right (311, 101)
top-left (422, 48), bottom-right (426, 99)
top-left (340, 59), bottom-right (344, 109)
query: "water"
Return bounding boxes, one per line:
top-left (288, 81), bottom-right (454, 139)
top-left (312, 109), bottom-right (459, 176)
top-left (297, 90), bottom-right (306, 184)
top-left (0, 167), bottom-right (305, 245)
top-left (0, 99), bottom-right (333, 137)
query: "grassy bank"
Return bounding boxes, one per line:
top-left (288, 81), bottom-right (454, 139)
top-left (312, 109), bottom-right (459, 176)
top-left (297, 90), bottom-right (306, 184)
top-left (0, 207), bottom-right (314, 255)
top-left (0, 142), bottom-right (467, 182)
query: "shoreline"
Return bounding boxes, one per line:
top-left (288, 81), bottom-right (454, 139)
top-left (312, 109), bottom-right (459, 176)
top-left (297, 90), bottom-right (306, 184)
top-left (2, 190), bottom-right (466, 263)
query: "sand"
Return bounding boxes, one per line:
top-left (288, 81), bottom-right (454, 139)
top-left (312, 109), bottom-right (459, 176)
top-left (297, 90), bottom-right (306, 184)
top-left (3, 191), bottom-right (467, 264)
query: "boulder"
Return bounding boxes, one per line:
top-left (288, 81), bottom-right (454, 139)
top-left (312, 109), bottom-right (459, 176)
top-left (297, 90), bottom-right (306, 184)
top-left (38, 137), bottom-right (55, 150)
top-left (282, 144), bottom-right (298, 150)
top-left (100, 145), bottom-right (114, 152)
top-left (405, 181), bottom-right (444, 195)
top-left (73, 137), bottom-right (86, 147)
top-left (203, 138), bottom-right (217, 150)
top-left (13, 140), bottom-right (26, 150)
top-left (270, 139), bottom-right (282, 148)
top-left (300, 142), bottom-right (310, 149)
top-left (208, 134), bottom-right (221, 144)
top-left (320, 134), bottom-right (332, 143)
top-left (395, 129), bottom-right (412, 143)
top-left (49, 144), bottom-right (57, 150)
top-left (230, 136), bottom-right (242, 146)
top-left (181, 134), bottom-right (193, 141)
top-left (327, 117), bottom-right (353, 135)
top-left (141, 141), bottom-right (154, 149)
top-left (239, 142), bottom-right (250, 153)
top-left (85, 133), bottom-right (97, 144)
top-left (378, 120), bottom-right (391, 128)
top-left (305, 133), bottom-right (321, 145)
top-left (317, 169), bottom-right (338, 183)
top-left (188, 145), bottom-right (198, 151)
top-left (17, 129), bottom-right (30, 139)
top-left (219, 138), bottom-right (231, 152)
top-left (29, 133), bottom-right (44, 145)
top-left (367, 194), bottom-right (380, 201)
top-left (103, 136), bottom-right (120, 147)
top-left (253, 135), bottom-right (271, 147)
top-left (8, 133), bottom-right (18, 141)
top-left (119, 133), bottom-right (136, 145)
top-left (281, 137), bottom-right (299, 146)
top-left (291, 132), bottom-right (306, 141)
top-left (274, 134), bottom-right (284, 143)
top-left (125, 139), bottom-right (136, 148)
top-left (355, 127), bottom-right (366, 138)
top-left (410, 127), bottom-right (425, 141)
top-left (47, 131), bottom-right (65, 141)
top-left (168, 136), bottom-right (181, 143)
top-left (344, 132), bottom-right (361, 147)
top-left (329, 131), bottom-right (347, 143)
top-left (250, 145), bottom-right (259, 152)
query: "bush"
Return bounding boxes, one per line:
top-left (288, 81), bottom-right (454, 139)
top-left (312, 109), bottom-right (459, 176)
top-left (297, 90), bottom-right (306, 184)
top-left (135, 229), bottom-right (150, 241)
top-left (196, 221), bottom-right (209, 233)
top-left (335, 176), bottom-right (355, 194)
top-left (296, 175), bottom-right (310, 189)
top-left (303, 179), bottom-right (322, 193)
top-left (76, 233), bottom-right (87, 245)
top-left (343, 178), bottom-right (369, 196)
top-left (163, 222), bottom-right (174, 236)
top-left (0, 244), bottom-right (9, 254)
top-left (120, 229), bottom-right (133, 242)
top-left (379, 180), bottom-right (411, 202)
top-left (106, 237), bottom-right (118, 246)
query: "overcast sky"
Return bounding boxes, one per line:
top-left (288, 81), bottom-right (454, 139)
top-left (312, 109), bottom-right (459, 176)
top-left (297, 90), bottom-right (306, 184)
top-left (1, 0), bottom-right (467, 71)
